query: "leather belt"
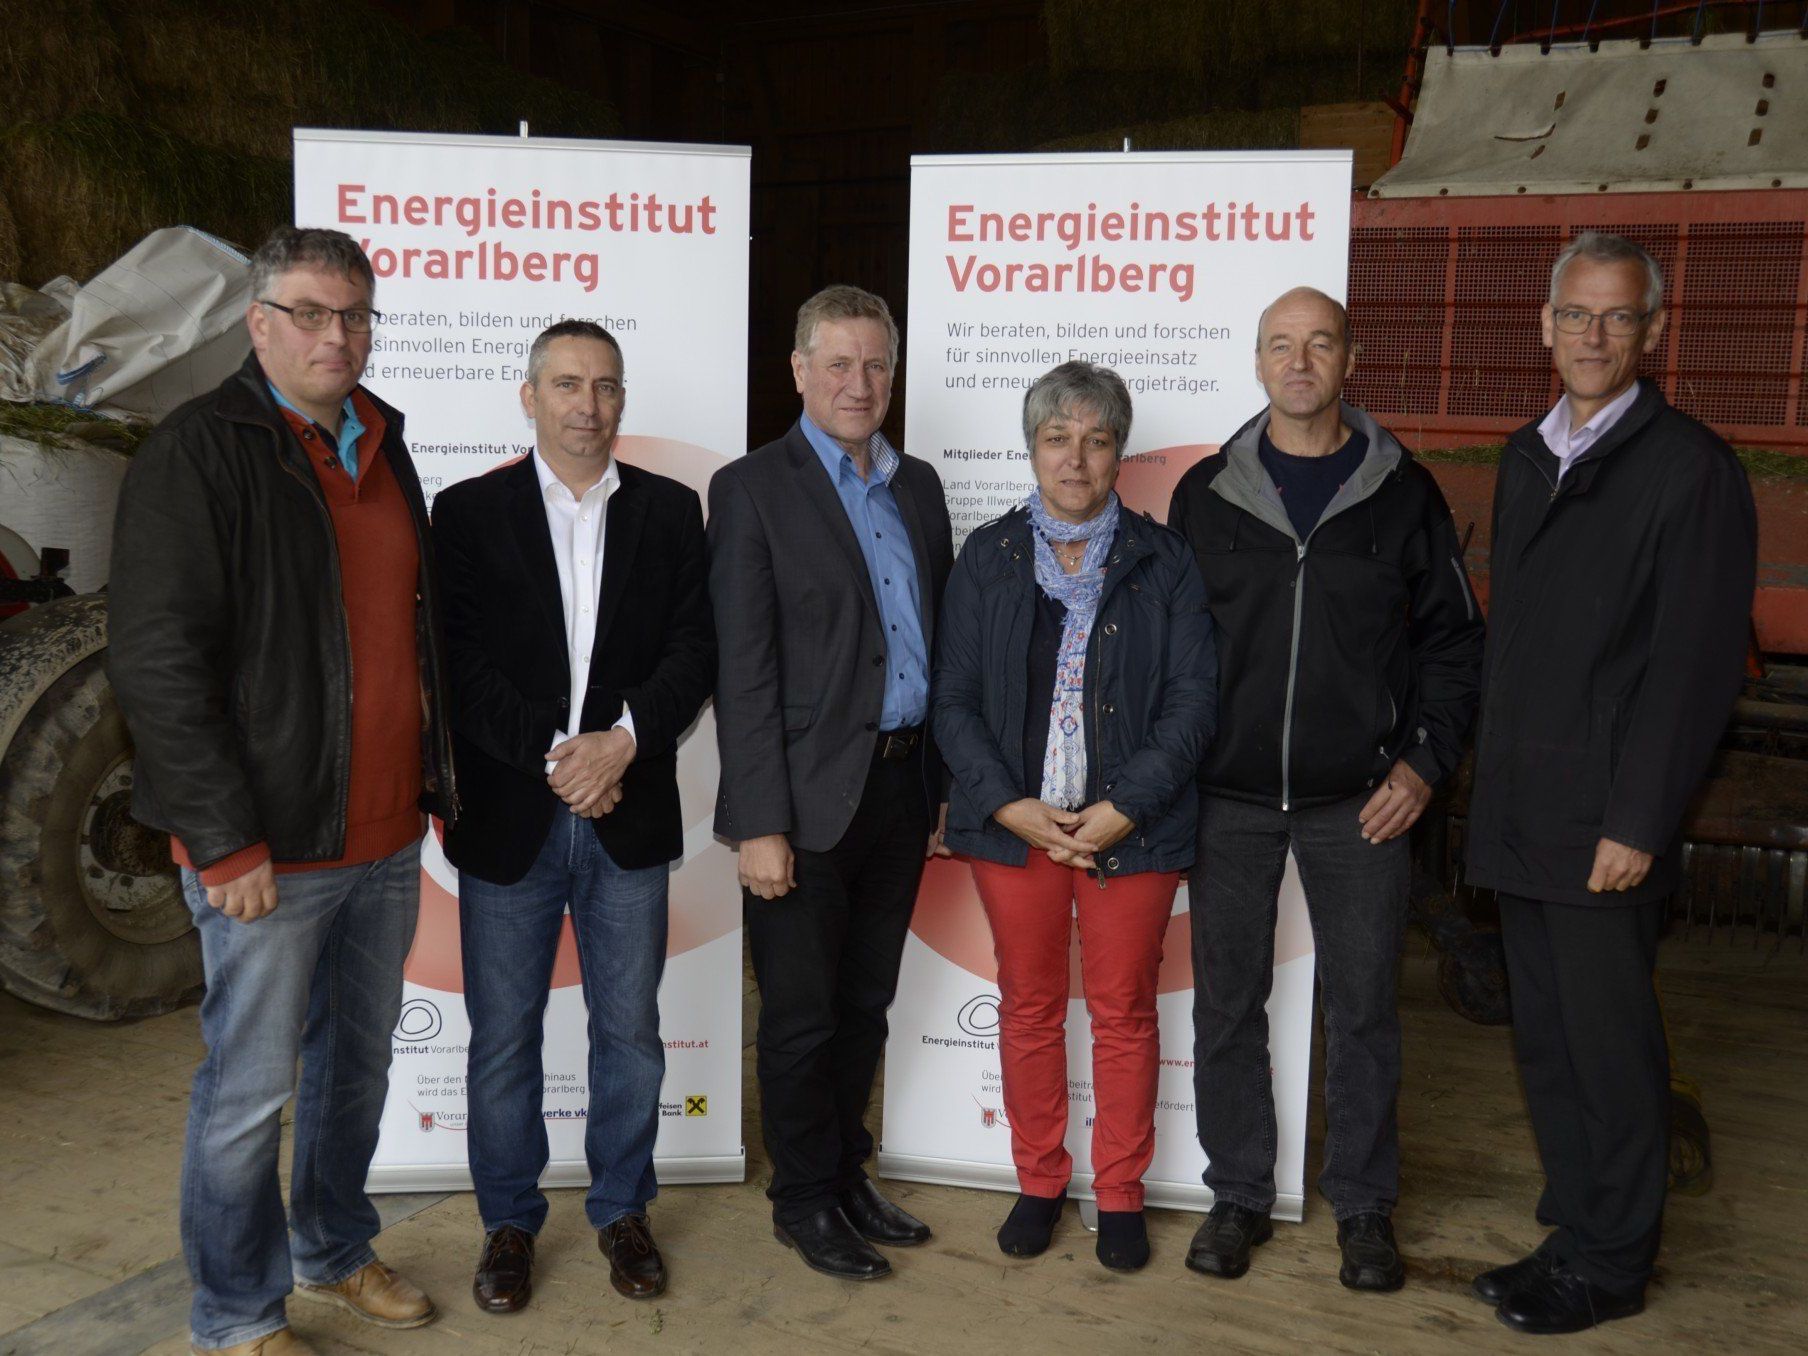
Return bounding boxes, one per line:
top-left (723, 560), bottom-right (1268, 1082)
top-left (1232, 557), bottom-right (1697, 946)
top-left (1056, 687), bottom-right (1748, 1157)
top-left (875, 726), bottom-right (923, 762)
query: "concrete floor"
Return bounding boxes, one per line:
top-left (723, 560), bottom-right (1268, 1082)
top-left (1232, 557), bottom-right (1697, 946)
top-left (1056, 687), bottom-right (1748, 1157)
top-left (1, 930), bottom-right (1804, 1355)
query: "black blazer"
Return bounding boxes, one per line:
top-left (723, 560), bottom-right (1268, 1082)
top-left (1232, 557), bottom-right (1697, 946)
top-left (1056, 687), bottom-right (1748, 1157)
top-left (708, 422), bottom-right (953, 853)
top-left (433, 455), bottom-right (715, 884)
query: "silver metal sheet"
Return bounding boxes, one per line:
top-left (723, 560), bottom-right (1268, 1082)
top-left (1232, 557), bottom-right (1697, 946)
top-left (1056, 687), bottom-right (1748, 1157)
top-left (1371, 32), bottom-right (1808, 198)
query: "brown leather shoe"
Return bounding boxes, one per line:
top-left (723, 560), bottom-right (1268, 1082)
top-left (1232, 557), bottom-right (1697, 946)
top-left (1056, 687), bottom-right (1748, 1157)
top-left (472, 1224), bottom-right (536, 1314)
top-left (191, 1329), bottom-right (317, 1355)
top-left (292, 1258), bottom-right (436, 1329)
top-left (599, 1213), bottom-right (667, 1299)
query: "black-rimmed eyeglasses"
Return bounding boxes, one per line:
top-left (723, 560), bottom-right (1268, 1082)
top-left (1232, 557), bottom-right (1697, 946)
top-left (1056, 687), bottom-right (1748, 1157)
top-left (1550, 306), bottom-right (1652, 337)
top-left (259, 300), bottom-right (384, 333)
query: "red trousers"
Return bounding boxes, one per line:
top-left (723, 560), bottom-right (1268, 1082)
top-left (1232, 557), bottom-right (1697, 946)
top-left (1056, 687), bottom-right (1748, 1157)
top-left (970, 855), bottom-right (1179, 1210)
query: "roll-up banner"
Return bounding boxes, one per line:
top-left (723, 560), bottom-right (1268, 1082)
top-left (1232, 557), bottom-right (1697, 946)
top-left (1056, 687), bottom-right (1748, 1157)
top-left (882, 151), bottom-right (1352, 1219)
top-left (292, 129), bottom-right (750, 1191)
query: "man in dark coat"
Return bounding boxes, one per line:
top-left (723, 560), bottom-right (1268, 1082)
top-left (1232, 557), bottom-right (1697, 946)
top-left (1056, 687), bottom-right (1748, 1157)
top-left (709, 285), bottom-right (954, 1281)
top-left (1465, 232), bottom-right (1757, 1335)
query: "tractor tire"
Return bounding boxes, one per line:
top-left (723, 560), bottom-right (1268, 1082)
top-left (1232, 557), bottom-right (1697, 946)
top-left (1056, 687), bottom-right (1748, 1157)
top-left (0, 639), bottom-right (200, 1019)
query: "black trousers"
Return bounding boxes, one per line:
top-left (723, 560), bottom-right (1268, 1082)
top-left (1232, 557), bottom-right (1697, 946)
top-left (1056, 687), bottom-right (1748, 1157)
top-left (1498, 893), bottom-right (1669, 1295)
top-left (1190, 792), bottom-right (1409, 1218)
top-left (746, 745), bottom-right (930, 1226)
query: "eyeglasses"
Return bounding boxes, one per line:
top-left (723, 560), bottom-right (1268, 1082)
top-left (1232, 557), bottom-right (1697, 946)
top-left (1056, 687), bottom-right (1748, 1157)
top-left (1550, 305), bottom-right (1652, 337)
top-left (259, 300), bottom-right (383, 333)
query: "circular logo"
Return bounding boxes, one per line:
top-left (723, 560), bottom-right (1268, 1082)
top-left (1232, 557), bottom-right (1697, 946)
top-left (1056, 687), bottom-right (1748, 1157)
top-left (395, 998), bottom-right (442, 1042)
top-left (957, 993), bottom-right (1001, 1037)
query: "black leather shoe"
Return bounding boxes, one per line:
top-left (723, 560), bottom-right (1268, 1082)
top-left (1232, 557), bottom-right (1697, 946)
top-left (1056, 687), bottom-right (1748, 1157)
top-left (599, 1213), bottom-right (667, 1300)
top-left (1336, 1212), bottom-right (1405, 1291)
top-left (997, 1192), bottom-right (1065, 1258)
top-left (775, 1206), bottom-right (893, 1280)
top-left (472, 1224), bottom-right (535, 1314)
top-left (1496, 1263), bottom-right (1644, 1334)
top-left (1096, 1209), bottom-right (1150, 1272)
top-left (1185, 1202), bottom-right (1272, 1279)
top-left (837, 1179), bottom-right (932, 1246)
top-left (1472, 1246), bottom-right (1557, 1304)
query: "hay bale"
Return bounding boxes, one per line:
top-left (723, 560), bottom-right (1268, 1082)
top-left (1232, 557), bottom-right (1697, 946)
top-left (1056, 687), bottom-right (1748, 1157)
top-left (0, 0), bottom-right (131, 123)
top-left (1037, 106), bottom-right (1302, 153)
top-left (1046, 0), bottom-right (1209, 78)
top-left (0, 115), bottom-right (289, 283)
top-left (0, 0), bottom-right (620, 284)
top-left (0, 192), bottom-right (21, 283)
top-left (112, 3), bottom-right (615, 161)
top-left (931, 66), bottom-right (1215, 152)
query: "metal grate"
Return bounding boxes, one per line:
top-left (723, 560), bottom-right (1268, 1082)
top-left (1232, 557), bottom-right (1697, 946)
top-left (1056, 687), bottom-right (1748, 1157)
top-left (1349, 193), bottom-right (1808, 451)
top-left (1447, 226), bottom-right (1563, 420)
top-left (1675, 842), bottom-right (1808, 950)
top-left (1674, 223), bottom-right (1803, 429)
top-left (1347, 227), bottom-right (1448, 416)
top-left (1443, 819), bottom-right (1806, 953)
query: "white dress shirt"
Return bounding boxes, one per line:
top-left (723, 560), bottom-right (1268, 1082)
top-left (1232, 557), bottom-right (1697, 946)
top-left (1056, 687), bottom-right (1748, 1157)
top-left (532, 451), bottom-right (634, 772)
top-left (1537, 381), bottom-right (1642, 481)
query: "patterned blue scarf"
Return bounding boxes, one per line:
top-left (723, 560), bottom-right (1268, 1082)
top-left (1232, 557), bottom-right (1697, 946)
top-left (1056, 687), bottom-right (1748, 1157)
top-left (1025, 490), bottom-right (1120, 809)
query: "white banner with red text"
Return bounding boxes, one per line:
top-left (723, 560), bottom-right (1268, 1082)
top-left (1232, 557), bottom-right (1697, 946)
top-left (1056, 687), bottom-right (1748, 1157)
top-left (882, 151), bottom-right (1354, 1219)
top-left (292, 128), bottom-right (749, 1191)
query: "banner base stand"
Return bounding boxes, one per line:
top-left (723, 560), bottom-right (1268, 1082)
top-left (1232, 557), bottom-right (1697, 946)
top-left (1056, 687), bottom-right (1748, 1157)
top-left (875, 1151), bottom-right (1305, 1222)
top-left (367, 1150), bottom-right (746, 1195)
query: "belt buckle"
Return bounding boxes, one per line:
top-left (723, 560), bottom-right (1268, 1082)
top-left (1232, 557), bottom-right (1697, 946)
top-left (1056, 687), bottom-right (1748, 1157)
top-left (880, 730), bottom-right (915, 761)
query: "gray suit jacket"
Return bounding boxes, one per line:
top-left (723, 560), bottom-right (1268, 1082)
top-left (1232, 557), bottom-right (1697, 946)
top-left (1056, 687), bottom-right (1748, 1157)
top-left (709, 421), bottom-right (953, 852)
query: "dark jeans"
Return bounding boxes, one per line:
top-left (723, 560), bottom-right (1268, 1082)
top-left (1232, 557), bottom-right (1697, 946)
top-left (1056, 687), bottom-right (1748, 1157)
top-left (1498, 893), bottom-right (1668, 1296)
top-left (179, 842), bottom-right (420, 1350)
top-left (746, 744), bottom-right (930, 1226)
top-left (1190, 791), bottom-right (1408, 1219)
top-left (460, 811), bottom-right (669, 1234)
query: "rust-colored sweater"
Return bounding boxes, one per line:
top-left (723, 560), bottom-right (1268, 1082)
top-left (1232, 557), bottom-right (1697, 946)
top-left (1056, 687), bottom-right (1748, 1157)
top-left (174, 389), bottom-right (424, 885)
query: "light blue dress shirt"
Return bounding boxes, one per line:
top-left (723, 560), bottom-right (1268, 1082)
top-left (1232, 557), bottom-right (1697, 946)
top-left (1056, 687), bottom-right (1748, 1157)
top-left (267, 381), bottom-right (366, 481)
top-left (800, 412), bottom-right (929, 729)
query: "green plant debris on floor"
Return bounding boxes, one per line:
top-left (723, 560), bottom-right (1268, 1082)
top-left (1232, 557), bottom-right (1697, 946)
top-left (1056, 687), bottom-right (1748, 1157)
top-left (0, 401), bottom-right (149, 451)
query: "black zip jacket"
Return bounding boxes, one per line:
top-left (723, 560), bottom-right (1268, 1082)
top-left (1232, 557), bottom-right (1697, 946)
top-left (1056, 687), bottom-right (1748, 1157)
top-left (108, 351), bottom-right (457, 871)
top-left (934, 508), bottom-right (1216, 876)
top-left (1464, 380), bottom-right (1757, 907)
top-left (1167, 403), bottom-right (1484, 810)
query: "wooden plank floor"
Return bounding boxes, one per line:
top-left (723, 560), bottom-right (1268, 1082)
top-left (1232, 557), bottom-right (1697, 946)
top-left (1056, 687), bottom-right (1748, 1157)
top-left (1, 930), bottom-right (1803, 1355)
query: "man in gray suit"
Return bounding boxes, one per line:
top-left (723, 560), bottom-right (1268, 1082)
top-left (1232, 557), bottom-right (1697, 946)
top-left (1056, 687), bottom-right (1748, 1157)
top-left (709, 284), bottom-right (953, 1281)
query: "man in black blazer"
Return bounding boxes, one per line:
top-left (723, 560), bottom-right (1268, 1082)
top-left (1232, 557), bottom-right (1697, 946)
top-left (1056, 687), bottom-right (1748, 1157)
top-left (433, 321), bottom-right (714, 1315)
top-left (710, 285), bottom-right (953, 1280)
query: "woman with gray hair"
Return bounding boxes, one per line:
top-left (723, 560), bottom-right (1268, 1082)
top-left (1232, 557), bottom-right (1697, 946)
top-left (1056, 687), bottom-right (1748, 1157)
top-left (933, 361), bottom-right (1216, 1270)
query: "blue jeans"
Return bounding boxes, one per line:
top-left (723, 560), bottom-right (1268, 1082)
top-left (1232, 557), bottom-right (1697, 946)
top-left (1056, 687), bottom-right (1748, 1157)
top-left (1189, 792), bottom-right (1408, 1219)
top-left (179, 841), bottom-right (422, 1350)
top-left (460, 811), bottom-right (669, 1233)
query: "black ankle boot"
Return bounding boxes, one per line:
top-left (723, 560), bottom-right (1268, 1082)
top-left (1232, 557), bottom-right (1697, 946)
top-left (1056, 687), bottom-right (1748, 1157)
top-left (1096, 1209), bottom-right (1149, 1271)
top-left (996, 1192), bottom-right (1066, 1257)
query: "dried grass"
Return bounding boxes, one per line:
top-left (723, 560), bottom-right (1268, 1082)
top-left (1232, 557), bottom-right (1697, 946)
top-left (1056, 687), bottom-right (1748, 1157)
top-left (0, 0), bottom-right (619, 284)
top-left (933, 0), bottom-right (1417, 153)
top-left (1046, 0), bottom-right (1210, 78)
top-left (1037, 106), bottom-right (1301, 153)
top-left (0, 115), bottom-right (289, 283)
top-left (0, 193), bottom-right (21, 283)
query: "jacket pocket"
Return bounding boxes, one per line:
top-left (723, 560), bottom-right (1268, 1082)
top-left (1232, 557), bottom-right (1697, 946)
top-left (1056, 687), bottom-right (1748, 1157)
top-left (1503, 738), bottom-right (1610, 853)
top-left (783, 702), bottom-right (816, 732)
